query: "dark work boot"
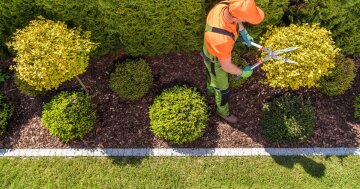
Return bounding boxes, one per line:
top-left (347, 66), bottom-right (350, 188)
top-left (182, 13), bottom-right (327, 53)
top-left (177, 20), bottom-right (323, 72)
top-left (218, 114), bottom-right (238, 124)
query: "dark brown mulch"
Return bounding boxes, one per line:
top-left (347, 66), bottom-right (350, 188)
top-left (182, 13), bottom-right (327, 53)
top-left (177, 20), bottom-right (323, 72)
top-left (0, 52), bottom-right (359, 148)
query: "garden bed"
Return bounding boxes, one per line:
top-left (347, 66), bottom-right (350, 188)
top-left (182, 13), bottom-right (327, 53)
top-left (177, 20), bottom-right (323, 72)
top-left (0, 51), bottom-right (359, 148)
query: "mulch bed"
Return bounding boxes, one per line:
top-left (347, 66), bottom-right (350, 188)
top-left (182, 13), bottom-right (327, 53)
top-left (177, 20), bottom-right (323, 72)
top-left (1, 51), bottom-right (359, 148)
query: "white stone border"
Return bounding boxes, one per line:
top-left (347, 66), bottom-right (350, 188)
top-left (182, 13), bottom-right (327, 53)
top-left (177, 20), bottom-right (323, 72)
top-left (0, 148), bottom-right (360, 157)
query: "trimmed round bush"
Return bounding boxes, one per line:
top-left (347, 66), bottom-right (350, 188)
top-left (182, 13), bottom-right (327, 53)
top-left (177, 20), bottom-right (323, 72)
top-left (260, 95), bottom-right (316, 144)
top-left (318, 54), bottom-right (356, 96)
top-left (354, 95), bottom-right (360, 120)
top-left (110, 59), bottom-right (153, 101)
top-left (149, 85), bottom-right (209, 144)
top-left (229, 51), bottom-right (249, 88)
top-left (260, 24), bottom-right (340, 90)
top-left (0, 94), bottom-right (14, 136)
top-left (7, 16), bottom-right (97, 91)
top-left (41, 91), bottom-right (96, 142)
top-left (14, 74), bottom-right (46, 97)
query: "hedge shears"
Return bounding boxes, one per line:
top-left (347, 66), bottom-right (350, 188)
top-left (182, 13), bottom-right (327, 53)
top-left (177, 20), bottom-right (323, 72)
top-left (249, 42), bottom-right (299, 70)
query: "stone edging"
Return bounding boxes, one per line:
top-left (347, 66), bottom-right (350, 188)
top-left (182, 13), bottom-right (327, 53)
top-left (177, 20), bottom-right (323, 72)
top-left (1, 148), bottom-right (360, 157)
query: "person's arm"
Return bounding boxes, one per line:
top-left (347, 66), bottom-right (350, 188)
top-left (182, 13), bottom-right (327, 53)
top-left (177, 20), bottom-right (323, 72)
top-left (218, 55), bottom-right (243, 76)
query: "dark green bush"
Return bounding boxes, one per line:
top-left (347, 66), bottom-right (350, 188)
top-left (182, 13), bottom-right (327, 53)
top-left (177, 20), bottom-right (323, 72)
top-left (149, 85), bottom-right (209, 144)
top-left (110, 59), bottom-right (153, 101)
top-left (34, 0), bottom-right (121, 56)
top-left (0, 0), bottom-right (41, 57)
top-left (286, 0), bottom-right (360, 55)
top-left (354, 95), bottom-right (360, 120)
top-left (260, 95), bottom-right (316, 144)
top-left (0, 69), bottom-right (9, 83)
top-left (318, 54), bottom-right (356, 96)
top-left (0, 93), bottom-right (14, 136)
top-left (14, 74), bottom-right (46, 97)
top-left (229, 51), bottom-right (249, 88)
top-left (41, 91), bottom-right (96, 142)
top-left (116, 0), bottom-right (205, 57)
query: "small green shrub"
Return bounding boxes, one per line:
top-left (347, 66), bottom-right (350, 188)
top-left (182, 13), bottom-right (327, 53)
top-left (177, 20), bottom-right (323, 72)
top-left (229, 51), bottom-right (249, 88)
top-left (318, 54), bottom-right (356, 96)
top-left (41, 91), bottom-right (96, 142)
top-left (260, 24), bottom-right (340, 90)
top-left (286, 0), bottom-right (360, 56)
top-left (110, 59), bottom-right (153, 101)
top-left (14, 74), bottom-right (46, 97)
top-left (354, 95), bottom-right (360, 120)
top-left (116, 0), bottom-right (205, 56)
top-left (7, 17), bottom-right (97, 91)
top-left (149, 85), bottom-right (209, 144)
top-left (260, 94), bottom-right (316, 144)
top-left (0, 93), bottom-right (14, 136)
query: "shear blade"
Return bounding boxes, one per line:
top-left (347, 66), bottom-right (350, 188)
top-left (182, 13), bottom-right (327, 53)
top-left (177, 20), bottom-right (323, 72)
top-left (273, 47), bottom-right (299, 55)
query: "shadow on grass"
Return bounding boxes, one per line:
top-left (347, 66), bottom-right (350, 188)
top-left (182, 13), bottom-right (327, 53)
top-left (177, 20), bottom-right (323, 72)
top-left (271, 156), bottom-right (326, 178)
top-left (108, 156), bottom-right (148, 167)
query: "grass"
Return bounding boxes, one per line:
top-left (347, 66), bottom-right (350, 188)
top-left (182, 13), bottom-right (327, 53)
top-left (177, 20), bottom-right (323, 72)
top-left (0, 156), bottom-right (359, 188)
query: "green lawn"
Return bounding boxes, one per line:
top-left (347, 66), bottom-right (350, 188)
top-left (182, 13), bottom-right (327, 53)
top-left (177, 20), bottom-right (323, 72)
top-left (0, 156), bottom-right (359, 189)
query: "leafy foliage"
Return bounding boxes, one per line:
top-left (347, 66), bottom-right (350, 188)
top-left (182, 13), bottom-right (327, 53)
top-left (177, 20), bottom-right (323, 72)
top-left (34, 0), bottom-right (122, 56)
top-left (14, 74), bottom-right (46, 97)
top-left (110, 59), bottom-right (153, 101)
top-left (41, 91), bottom-right (96, 142)
top-left (261, 94), bottom-right (316, 144)
top-left (0, 0), bottom-right (41, 58)
top-left (149, 86), bottom-right (209, 144)
top-left (318, 54), bottom-right (356, 96)
top-left (260, 24), bottom-right (340, 90)
top-left (0, 93), bottom-right (14, 137)
top-left (354, 95), bottom-right (360, 120)
top-left (116, 0), bottom-right (205, 56)
top-left (286, 0), bottom-right (360, 56)
top-left (7, 17), bottom-right (97, 91)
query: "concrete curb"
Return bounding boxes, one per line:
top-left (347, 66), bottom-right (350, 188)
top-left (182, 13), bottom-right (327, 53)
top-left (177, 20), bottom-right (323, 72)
top-left (1, 148), bottom-right (360, 157)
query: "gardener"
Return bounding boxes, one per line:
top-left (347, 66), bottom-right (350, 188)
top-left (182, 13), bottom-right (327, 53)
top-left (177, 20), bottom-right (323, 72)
top-left (201, 0), bottom-right (264, 123)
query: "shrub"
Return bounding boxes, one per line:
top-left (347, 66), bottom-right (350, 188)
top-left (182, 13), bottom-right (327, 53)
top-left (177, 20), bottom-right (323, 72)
top-left (7, 17), bottom-right (97, 91)
top-left (115, 0), bottom-right (205, 57)
top-left (259, 24), bottom-right (340, 90)
top-left (0, 93), bottom-right (14, 136)
top-left (41, 91), bottom-right (96, 142)
top-left (286, 0), bottom-right (360, 56)
top-left (260, 94), bottom-right (316, 144)
top-left (229, 51), bottom-right (249, 88)
top-left (14, 74), bottom-right (46, 97)
top-left (34, 0), bottom-right (122, 56)
top-left (110, 59), bottom-right (153, 101)
top-left (149, 85), bottom-right (209, 144)
top-left (354, 95), bottom-right (360, 120)
top-left (318, 54), bottom-right (356, 96)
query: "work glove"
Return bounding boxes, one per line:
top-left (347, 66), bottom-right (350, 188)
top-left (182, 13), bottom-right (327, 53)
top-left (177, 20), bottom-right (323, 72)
top-left (235, 66), bottom-right (253, 80)
top-left (239, 29), bottom-right (254, 47)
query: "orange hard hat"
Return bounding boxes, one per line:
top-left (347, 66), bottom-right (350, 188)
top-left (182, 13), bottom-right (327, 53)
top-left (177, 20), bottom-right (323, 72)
top-left (229, 0), bottom-right (265, 25)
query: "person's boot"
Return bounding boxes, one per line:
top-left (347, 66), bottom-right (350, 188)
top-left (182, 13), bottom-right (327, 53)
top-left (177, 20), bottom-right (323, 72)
top-left (218, 114), bottom-right (238, 124)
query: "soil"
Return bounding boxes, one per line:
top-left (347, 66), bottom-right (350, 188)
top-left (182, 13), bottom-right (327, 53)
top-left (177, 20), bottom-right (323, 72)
top-left (1, 51), bottom-right (359, 148)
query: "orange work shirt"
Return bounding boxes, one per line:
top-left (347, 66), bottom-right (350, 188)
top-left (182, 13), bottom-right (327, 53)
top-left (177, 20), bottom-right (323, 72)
top-left (204, 3), bottom-right (238, 61)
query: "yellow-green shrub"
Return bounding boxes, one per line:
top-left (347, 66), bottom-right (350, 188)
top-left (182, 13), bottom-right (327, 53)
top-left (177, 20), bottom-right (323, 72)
top-left (14, 74), bottom-right (46, 97)
top-left (260, 24), bottom-right (340, 90)
top-left (7, 17), bottom-right (97, 91)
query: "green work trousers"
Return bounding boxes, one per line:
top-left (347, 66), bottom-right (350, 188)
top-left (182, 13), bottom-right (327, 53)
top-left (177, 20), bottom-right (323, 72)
top-left (203, 57), bottom-right (230, 117)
